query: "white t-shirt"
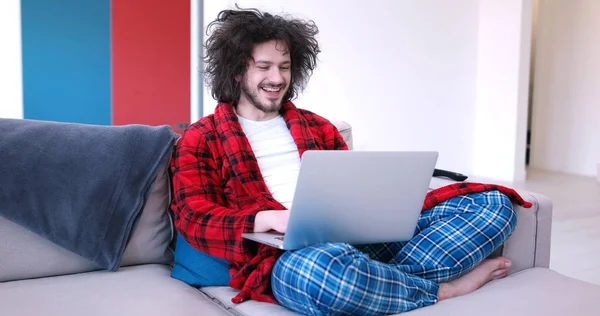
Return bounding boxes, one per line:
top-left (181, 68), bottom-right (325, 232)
top-left (237, 115), bottom-right (300, 209)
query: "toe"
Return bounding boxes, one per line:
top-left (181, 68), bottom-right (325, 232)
top-left (492, 268), bottom-right (508, 279)
top-left (495, 257), bottom-right (512, 269)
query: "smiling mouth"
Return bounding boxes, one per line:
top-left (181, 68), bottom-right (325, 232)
top-left (261, 86), bottom-right (282, 93)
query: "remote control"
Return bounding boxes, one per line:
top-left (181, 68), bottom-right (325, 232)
top-left (433, 168), bottom-right (468, 181)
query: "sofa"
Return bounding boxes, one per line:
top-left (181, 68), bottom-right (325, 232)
top-left (1, 119), bottom-right (599, 316)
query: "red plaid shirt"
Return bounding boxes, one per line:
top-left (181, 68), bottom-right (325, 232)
top-left (170, 101), bottom-right (532, 304)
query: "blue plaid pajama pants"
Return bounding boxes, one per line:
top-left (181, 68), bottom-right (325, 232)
top-left (271, 190), bottom-right (517, 315)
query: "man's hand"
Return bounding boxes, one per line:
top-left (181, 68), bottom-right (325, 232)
top-left (254, 210), bottom-right (290, 233)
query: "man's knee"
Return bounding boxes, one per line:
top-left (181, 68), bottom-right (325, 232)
top-left (476, 190), bottom-right (518, 237)
top-left (272, 243), bottom-right (362, 313)
top-left (273, 242), bottom-right (359, 284)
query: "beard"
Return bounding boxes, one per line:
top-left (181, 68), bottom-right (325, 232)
top-left (240, 79), bottom-right (287, 114)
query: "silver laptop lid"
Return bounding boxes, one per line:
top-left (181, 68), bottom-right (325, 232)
top-left (282, 150), bottom-right (438, 249)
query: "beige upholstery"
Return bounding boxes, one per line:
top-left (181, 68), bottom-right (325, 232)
top-left (0, 217), bottom-right (101, 282)
top-left (119, 159), bottom-right (175, 268)
top-left (405, 268), bottom-right (600, 316)
top-left (0, 265), bottom-right (230, 316)
top-left (198, 268), bottom-right (600, 316)
top-left (200, 286), bottom-right (300, 316)
top-left (504, 189), bottom-right (553, 273)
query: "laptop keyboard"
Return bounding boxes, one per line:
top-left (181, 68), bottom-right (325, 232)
top-left (274, 236), bottom-right (284, 241)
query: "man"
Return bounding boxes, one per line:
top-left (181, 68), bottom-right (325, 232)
top-left (170, 7), bottom-right (531, 315)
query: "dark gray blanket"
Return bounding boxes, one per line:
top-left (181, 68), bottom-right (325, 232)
top-left (0, 118), bottom-right (178, 271)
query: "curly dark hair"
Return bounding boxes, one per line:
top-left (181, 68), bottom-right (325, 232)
top-left (203, 6), bottom-right (320, 103)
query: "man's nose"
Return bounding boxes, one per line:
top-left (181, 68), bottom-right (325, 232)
top-left (267, 68), bottom-right (284, 84)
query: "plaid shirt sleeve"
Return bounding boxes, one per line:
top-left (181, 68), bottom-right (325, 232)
top-left (170, 121), bottom-right (260, 263)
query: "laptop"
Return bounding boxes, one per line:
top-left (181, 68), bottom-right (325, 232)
top-left (242, 150), bottom-right (438, 250)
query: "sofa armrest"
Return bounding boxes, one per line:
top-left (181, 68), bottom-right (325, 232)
top-left (503, 189), bottom-right (553, 275)
top-left (429, 178), bottom-right (553, 275)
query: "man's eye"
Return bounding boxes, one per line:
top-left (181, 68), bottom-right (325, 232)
top-left (258, 66), bottom-right (269, 70)
top-left (280, 67), bottom-right (290, 70)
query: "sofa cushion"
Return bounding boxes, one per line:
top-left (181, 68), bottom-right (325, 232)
top-left (405, 268), bottom-right (600, 316)
top-left (0, 159), bottom-right (174, 282)
top-left (0, 264), bottom-right (231, 316)
top-left (0, 215), bottom-right (100, 282)
top-left (197, 268), bottom-right (600, 316)
top-left (120, 158), bottom-right (175, 267)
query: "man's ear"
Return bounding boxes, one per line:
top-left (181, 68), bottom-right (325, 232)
top-left (234, 74), bottom-right (241, 82)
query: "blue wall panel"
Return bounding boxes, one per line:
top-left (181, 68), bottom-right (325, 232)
top-left (21, 0), bottom-right (111, 125)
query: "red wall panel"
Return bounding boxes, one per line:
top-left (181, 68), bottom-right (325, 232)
top-left (111, 0), bottom-right (190, 134)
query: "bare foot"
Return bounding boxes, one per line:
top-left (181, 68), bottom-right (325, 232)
top-left (437, 257), bottom-right (511, 301)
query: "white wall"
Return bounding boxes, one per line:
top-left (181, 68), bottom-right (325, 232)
top-left (200, 0), bottom-right (532, 182)
top-left (473, 0), bottom-right (532, 182)
top-left (0, 0), bottom-right (23, 119)
top-left (530, 0), bottom-right (600, 177)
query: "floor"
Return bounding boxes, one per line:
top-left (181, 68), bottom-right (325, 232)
top-left (511, 168), bottom-right (600, 285)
